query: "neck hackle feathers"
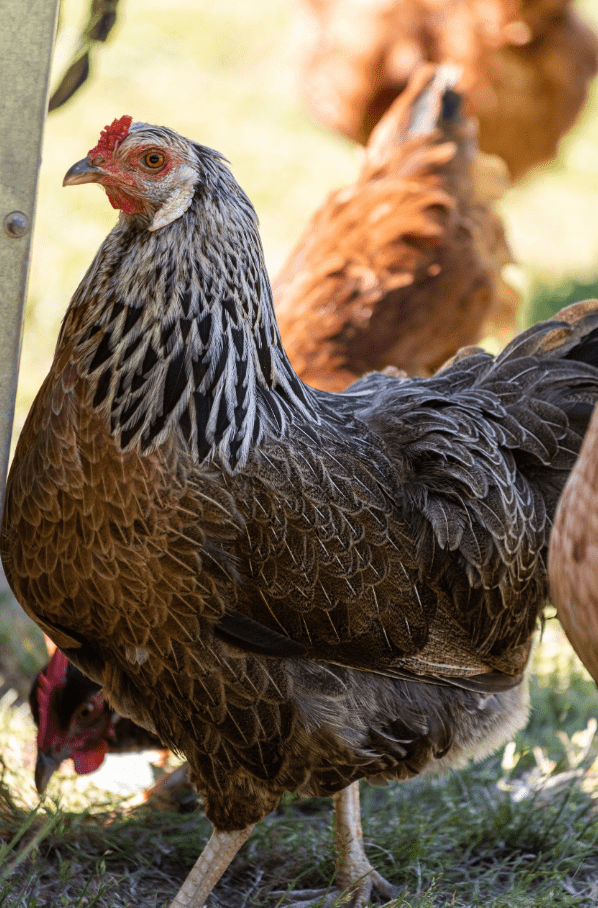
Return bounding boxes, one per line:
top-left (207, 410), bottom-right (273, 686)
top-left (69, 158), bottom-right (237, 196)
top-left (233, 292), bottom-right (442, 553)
top-left (88, 115), bottom-right (132, 161)
top-left (65, 119), bottom-right (318, 472)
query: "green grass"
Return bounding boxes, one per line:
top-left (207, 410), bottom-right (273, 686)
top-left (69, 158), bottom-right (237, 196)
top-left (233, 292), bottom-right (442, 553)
top-left (1, 623), bottom-right (598, 907)
top-left (525, 275), bottom-right (598, 327)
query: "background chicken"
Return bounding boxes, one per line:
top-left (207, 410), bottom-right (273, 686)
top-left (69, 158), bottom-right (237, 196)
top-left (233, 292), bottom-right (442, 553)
top-left (29, 647), bottom-right (165, 794)
top-left (29, 646), bottom-right (197, 810)
top-left (549, 401), bottom-right (598, 685)
top-left (4, 117), bottom-right (598, 907)
top-left (298, 0), bottom-right (598, 180)
top-left (274, 63), bottom-right (517, 388)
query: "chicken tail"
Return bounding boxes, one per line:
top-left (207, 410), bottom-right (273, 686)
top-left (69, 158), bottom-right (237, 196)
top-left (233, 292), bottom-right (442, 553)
top-left (485, 299), bottom-right (598, 440)
top-left (365, 63), bottom-right (464, 173)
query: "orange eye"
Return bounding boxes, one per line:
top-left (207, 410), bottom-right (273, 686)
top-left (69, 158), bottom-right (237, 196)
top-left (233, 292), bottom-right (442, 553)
top-left (142, 151), bottom-right (165, 169)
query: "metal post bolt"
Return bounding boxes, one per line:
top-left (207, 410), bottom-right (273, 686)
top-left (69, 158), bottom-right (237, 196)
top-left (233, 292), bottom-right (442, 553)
top-left (4, 212), bottom-right (29, 238)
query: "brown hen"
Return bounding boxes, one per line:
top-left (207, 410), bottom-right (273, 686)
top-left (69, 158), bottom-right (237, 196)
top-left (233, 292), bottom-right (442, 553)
top-left (4, 118), bottom-right (598, 907)
top-left (274, 64), bottom-right (517, 388)
top-left (298, 0), bottom-right (598, 180)
top-left (549, 403), bottom-right (598, 685)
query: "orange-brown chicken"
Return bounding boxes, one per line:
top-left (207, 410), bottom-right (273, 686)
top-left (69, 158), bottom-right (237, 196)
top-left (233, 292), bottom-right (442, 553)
top-left (298, 0), bottom-right (598, 180)
top-left (549, 401), bottom-right (598, 685)
top-left (274, 64), bottom-right (517, 389)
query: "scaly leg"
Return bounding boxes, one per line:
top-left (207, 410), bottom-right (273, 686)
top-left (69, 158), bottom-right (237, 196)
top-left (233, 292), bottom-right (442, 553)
top-left (274, 782), bottom-right (399, 907)
top-left (332, 782), bottom-right (397, 904)
top-left (168, 826), bottom-right (254, 908)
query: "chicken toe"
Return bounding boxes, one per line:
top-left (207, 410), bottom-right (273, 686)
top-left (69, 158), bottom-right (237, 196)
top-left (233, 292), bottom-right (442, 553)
top-left (274, 783), bottom-right (399, 907)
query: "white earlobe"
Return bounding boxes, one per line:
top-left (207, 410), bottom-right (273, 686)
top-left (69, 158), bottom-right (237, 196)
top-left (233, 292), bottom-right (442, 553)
top-left (149, 166), bottom-right (196, 231)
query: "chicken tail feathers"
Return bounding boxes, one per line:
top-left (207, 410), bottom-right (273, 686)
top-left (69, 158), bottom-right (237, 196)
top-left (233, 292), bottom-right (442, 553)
top-left (364, 64), bottom-right (462, 173)
top-left (495, 299), bottom-right (598, 365)
top-left (406, 64), bottom-right (462, 137)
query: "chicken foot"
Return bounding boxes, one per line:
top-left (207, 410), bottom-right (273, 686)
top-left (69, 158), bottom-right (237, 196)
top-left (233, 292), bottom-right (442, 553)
top-left (168, 825), bottom-right (254, 908)
top-left (274, 782), bottom-right (399, 907)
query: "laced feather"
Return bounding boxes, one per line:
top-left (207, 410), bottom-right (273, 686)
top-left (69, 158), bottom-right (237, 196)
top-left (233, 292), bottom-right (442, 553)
top-left (7, 122), bottom-right (598, 839)
top-left (63, 132), bottom-right (318, 472)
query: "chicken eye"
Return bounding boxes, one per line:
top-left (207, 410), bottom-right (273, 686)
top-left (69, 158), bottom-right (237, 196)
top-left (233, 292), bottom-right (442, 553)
top-left (142, 151), bottom-right (165, 169)
top-left (78, 700), bottom-right (96, 719)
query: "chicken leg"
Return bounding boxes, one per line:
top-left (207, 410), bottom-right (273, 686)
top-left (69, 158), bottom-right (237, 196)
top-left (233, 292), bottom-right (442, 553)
top-left (276, 782), bottom-right (399, 907)
top-left (169, 826), bottom-right (254, 908)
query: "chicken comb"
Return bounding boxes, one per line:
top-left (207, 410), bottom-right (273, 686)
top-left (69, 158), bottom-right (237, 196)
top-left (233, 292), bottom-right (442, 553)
top-left (88, 115), bottom-right (133, 160)
top-left (36, 648), bottom-right (69, 747)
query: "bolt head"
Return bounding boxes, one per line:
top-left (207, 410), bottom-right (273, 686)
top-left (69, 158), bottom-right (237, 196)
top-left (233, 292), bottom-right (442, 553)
top-left (4, 211), bottom-right (28, 238)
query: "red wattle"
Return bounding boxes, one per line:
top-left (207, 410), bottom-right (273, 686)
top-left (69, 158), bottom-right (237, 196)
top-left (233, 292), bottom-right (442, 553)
top-left (72, 741), bottom-right (109, 775)
top-left (104, 186), bottom-right (142, 215)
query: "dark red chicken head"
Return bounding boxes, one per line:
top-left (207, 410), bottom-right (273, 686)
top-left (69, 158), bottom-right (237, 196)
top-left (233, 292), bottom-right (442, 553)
top-left (30, 649), bottom-right (115, 794)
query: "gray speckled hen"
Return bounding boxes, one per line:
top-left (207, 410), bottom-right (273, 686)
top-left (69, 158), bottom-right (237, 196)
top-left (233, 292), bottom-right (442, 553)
top-left (4, 116), bottom-right (598, 907)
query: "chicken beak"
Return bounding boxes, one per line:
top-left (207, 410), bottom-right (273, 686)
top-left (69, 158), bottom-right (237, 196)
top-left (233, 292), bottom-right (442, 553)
top-left (34, 751), bottom-right (61, 794)
top-left (63, 157), bottom-right (103, 187)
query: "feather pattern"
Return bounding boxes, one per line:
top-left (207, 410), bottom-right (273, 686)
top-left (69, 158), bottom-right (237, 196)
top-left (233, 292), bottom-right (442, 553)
top-left (62, 135), bottom-right (317, 471)
top-left (4, 122), bottom-right (598, 848)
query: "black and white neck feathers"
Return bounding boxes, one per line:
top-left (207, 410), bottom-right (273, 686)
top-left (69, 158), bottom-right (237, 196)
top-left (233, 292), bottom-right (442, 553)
top-left (62, 138), bottom-right (318, 471)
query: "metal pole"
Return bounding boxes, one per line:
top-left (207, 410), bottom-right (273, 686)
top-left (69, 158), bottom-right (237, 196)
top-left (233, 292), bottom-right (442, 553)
top-left (0, 0), bottom-right (60, 509)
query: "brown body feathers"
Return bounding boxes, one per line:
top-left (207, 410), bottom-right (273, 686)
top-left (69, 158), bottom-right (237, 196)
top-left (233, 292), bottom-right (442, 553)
top-left (4, 118), bottom-right (598, 904)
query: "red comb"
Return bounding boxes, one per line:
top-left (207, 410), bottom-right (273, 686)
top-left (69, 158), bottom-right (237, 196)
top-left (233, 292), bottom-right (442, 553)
top-left (88, 115), bottom-right (133, 161)
top-left (37, 649), bottom-right (69, 748)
